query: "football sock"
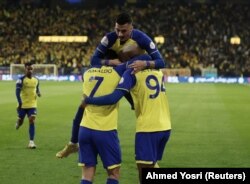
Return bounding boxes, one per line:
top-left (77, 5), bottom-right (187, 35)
top-left (29, 123), bottom-right (35, 140)
top-left (106, 178), bottom-right (118, 184)
top-left (154, 163), bottom-right (159, 168)
top-left (70, 106), bottom-right (84, 143)
top-left (80, 179), bottom-right (92, 184)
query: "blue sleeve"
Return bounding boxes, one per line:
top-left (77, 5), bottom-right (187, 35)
top-left (114, 63), bottom-right (127, 77)
top-left (85, 89), bottom-right (127, 105)
top-left (114, 54), bottom-right (152, 77)
top-left (150, 51), bottom-right (166, 69)
top-left (90, 32), bottom-right (118, 66)
top-left (16, 79), bottom-right (22, 105)
top-left (116, 69), bottom-right (136, 91)
top-left (90, 50), bottom-right (105, 66)
top-left (132, 29), bottom-right (166, 68)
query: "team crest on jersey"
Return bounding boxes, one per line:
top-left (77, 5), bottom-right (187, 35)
top-left (119, 77), bottom-right (124, 84)
top-left (149, 41), bottom-right (156, 49)
top-left (101, 36), bottom-right (109, 47)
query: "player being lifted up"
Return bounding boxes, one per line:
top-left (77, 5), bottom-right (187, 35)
top-left (56, 12), bottom-right (166, 158)
top-left (15, 62), bottom-right (41, 149)
top-left (91, 12), bottom-right (165, 72)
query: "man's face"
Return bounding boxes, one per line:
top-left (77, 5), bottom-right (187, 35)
top-left (115, 23), bottom-right (133, 42)
top-left (25, 65), bottom-right (33, 77)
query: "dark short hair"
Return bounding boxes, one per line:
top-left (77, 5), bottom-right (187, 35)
top-left (116, 12), bottom-right (133, 25)
top-left (24, 62), bottom-right (33, 67)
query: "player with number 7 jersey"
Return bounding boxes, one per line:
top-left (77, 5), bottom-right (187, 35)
top-left (81, 65), bottom-right (122, 130)
top-left (83, 59), bottom-right (172, 183)
top-left (78, 54), bottom-right (152, 184)
top-left (84, 67), bottom-right (171, 132)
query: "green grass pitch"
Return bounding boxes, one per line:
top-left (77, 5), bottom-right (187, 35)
top-left (0, 81), bottom-right (250, 184)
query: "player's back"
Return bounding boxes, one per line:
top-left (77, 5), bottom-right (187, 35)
top-left (131, 69), bottom-right (171, 132)
top-left (81, 66), bottom-right (121, 131)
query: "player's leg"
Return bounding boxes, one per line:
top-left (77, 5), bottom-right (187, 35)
top-left (79, 127), bottom-right (97, 184)
top-left (56, 105), bottom-right (84, 158)
top-left (135, 131), bottom-right (168, 183)
top-left (135, 130), bottom-right (171, 183)
top-left (16, 108), bottom-right (25, 130)
top-left (80, 166), bottom-right (96, 184)
top-left (70, 105), bottom-right (84, 144)
top-left (94, 130), bottom-right (121, 184)
top-left (156, 130), bottom-right (171, 162)
top-left (27, 108), bottom-right (37, 149)
top-left (106, 167), bottom-right (120, 184)
top-left (136, 163), bottom-right (155, 184)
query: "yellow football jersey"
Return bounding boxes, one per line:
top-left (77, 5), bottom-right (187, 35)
top-left (131, 70), bottom-right (171, 132)
top-left (81, 66), bottom-right (121, 131)
top-left (17, 77), bottom-right (39, 108)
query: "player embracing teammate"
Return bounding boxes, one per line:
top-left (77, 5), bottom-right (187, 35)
top-left (56, 12), bottom-right (172, 184)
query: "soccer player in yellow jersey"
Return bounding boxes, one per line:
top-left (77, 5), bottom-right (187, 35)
top-left (15, 62), bottom-right (41, 149)
top-left (83, 60), bottom-right (171, 184)
top-left (78, 55), bottom-right (153, 184)
top-left (56, 12), bottom-right (166, 159)
top-left (91, 12), bottom-right (166, 73)
top-left (78, 62), bottom-right (125, 184)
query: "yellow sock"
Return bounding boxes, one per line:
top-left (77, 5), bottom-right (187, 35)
top-left (154, 163), bottom-right (160, 168)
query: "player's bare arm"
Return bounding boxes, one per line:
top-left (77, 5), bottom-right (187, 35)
top-left (128, 60), bottom-right (155, 74)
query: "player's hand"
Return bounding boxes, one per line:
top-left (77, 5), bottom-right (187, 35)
top-left (17, 104), bottom-right (22, 112)
top-left (128, 60), bottom-right (147, 74)
top-left (109, 59), bottom-right (122, 66)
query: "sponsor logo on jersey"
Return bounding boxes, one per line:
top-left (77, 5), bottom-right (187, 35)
top-left (101, 36), bottom-right (109, 47)
top-left (119, 77), bottom-right (124, 84)
top-left (149, 42), bottom-right (156, 49)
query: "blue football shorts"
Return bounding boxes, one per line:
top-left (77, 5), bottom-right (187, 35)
top-left (78, 126), bottom-right (121, 170)
top-left (17, 108), bottom-right (37, 119)
top-left (135, 130), bottom-right (171, 164)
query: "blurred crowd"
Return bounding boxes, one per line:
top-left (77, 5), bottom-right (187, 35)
top-left (0, 1), bottom-right (250, 76)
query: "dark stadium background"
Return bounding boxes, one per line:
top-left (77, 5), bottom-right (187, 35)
top-left (0, 1), bottom-right (250, 184)
top-left (0, 0), bottom-right (250, 80)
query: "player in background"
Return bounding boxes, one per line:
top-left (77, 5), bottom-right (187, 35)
top-left (82, 60), bottom-right (171, 183)
top-left (15, 62), bottom-right (41, 149)
top-left (78, 55), bottom-right (152, 184)
top-left (56, 12), bottom-right (167, 158)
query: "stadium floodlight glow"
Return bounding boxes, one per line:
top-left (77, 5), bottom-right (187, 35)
top-left (230, 36), bottom-right (241, 45)
top-left (38, 36), bottom-right (88, 42)
top-left (154, 36), bottom-right (165, 44)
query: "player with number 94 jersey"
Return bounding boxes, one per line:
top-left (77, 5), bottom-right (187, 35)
top-left (84, 65), bottom-right (172, 183)
top-left (117, 69), bottom-right (171, 132)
